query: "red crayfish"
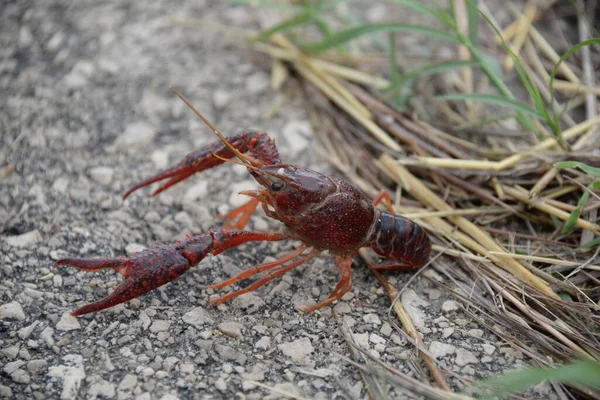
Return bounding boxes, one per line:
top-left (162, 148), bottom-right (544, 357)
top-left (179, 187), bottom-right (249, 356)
top-left (56, 89), bottom-right (431, 316)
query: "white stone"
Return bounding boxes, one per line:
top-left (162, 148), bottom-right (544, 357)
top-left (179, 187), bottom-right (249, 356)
top-left (0, 384), bottom-right (12, 398)
top-left (4, 230), bottom-right (41, 248)
top-left (1, 344), bottom-right (20, 359)
top-left (380, 322), bottom-right (393, 337)
top-left (352, 333), bottom-right (369, 349)
top-left (401, 290), bottom-right (428, 330)
top-left (333, 302), bottom-right (351, 314)
top-left (56, 312), bottom-right (81, 332)
top-left (278, 337), bottom-right (314, 360)
top-left (27, 359), bottom-right (47, 373)
top-left (255, 336), bottom-right (271, 350)
top-left (139, 311), bottom-right (151, 331)
top-left (429, 341), bottom-right (456, 359)
top-left (282, 120), bottom-right (310, 153)
top-left (441, 327), bottom-right (455, 338)
top-left (118, 374), bottom-right (137, 391)
top-left (150, 149), bottom-right (169, 170)
top-left (214, 377), bottom-right (227, 392)
top-left (87, 378), bottom-right (115, 398)
top-left (125, 243), bottom-right (146, 255)
top-left (245, 72), bottom-right (270, 94)
top-left (88, 166), bottom-right (114, 185)
top-left (442, 300), bottom-right (460, 312)
top-left (482, 344), bottom-right (496, 355)
top-left (182, 306), bottom-right (214, 327)
top-left (113, 121), bottom-right (157, 148)
top-left (180, 362), bottom-right (194, 374)
top-left (10, 369), bottom-right (30, 384)
top-left (218, 322), bottom-right (244, 339)
top-left (231, 293), bottom-right (265, 313)
top-left (4, 360), bottom-right (25, 375)
top-left (18, 321), bottom-right (39, 339)
top-left (150, 319), bottom-right (170, 333)
top-left (47, 354), bottom-right (86, 400)
top-left (213, 89), bottom-right (231, 109)
top-left (184, 181), bottom-right (208, 202)
top-left (228, 181), bottom-right (258, 208)
top-left (0, 301), bottom-right (26, 321)
top-left (369, 333), bottom-right (386, 345)
top-left (455, 348), bottom-right (478, 366)
top-left (362, 313), bottom-right (381, 325)
top-left (18, 26), bottom-right (33, 47)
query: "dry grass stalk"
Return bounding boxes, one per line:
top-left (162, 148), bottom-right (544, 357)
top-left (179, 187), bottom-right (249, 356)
top-left (503, 1), bottom-right (538, 71)
top-left (501, 185), bottom-right (600, 234)
top-left (505, 3), bottom-right (580, 83)
top-left (403, 115), bottom-right (600, 171)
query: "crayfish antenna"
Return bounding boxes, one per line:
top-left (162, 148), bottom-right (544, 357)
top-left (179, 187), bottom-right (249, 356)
top-left (170, 87), bottom-right (256, 167)
top-left (211, 152), bottom-right (263, 175)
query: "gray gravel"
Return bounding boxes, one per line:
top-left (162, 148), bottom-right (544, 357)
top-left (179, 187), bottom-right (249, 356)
top-left (1, 1), bottom-right (542, 399)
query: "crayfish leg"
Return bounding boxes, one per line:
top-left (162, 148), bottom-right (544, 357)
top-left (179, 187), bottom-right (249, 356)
top-left (368, 260), bottom-right (419, 271)
top-left (216, 198), bottom-right (260, 230)
top-left (203, 244), bottom-right (308, 289)
top-left (301, 255), bottom-right (353, 313)
top-left (210, 248), bottom-right (319, 306)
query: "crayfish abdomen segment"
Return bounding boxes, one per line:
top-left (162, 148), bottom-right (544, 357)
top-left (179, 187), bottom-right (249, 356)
top-left (369, 211), bottom-right (431, 268)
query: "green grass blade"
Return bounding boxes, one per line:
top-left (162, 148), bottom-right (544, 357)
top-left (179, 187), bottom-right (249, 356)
top-left (478, 359), bottom-right (600, 399)
top-left (467, 0), bottom-right (479, 44)
top-left (386, 0), bottom-right (453, 26)
top-left (555, 161), bottom-right (600, 178)
top-left (579, 236), bottom-right (600, 250)
top-left (550, 38), bottom-right (600, 129)
top-left (302, 23), bottom-right (460, 52)
top-left (383, 60), bottom-right (480, 107)
top-left (561, 189), bottom-right (590, 234)
top-left (231, 0), bottom-right (305, 12)
top-left (398, 60), bottom-right (479, 82)
top-left (388, 32), bottom-right (404, 107)
top-left (460, 1), bottom-right (538, 133)
top-left (319, 0), bottom-right (357, 12)
top-left (560, 180), bottom-right (600, 234)
top-left (437, 93), bottom-right (544, 118)
top-left (252, 12), bottom-right (315, 42)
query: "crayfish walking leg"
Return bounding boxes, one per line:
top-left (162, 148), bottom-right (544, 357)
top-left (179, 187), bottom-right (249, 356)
top-left (56, 230), bottom-right (287, 316)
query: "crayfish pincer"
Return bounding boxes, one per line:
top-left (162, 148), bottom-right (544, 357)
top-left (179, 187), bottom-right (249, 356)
top-left (56, 89), bottom-right (431, 316)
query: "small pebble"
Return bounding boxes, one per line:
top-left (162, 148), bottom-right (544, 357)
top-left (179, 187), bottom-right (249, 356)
top-left (56, 312), bottom-right (81, 331)
top-left (218, 322), bottom-right (244, 339)
top-left (0, 301), bottom-right (26, 321)
top-left (88, 166), bottom-right (114, 185)
top-left (277, 337), bottom-right (313, 361)
top-left (4, 230), bottom-right (41, 248)
top-left (149, 319), bottom-right (170, 333)
top-left (254, 336), bottom-right (270, 350)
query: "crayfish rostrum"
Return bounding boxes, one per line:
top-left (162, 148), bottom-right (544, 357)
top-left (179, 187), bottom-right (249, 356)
top-left (56, 89), bottom-right (431, 316)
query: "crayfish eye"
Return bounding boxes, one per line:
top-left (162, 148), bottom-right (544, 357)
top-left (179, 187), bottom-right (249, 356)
top-left (270, 181), bottom-right (284, 192)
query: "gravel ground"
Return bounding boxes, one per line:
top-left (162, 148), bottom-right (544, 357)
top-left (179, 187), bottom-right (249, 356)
top-left (0, 1), bottom-right (545, 399)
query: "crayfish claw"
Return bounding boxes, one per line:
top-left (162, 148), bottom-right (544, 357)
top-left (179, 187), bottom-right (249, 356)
top-left (54, 257), bottom-right (129, 275)
top-left (56, 244), bottom-right (195, 316)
